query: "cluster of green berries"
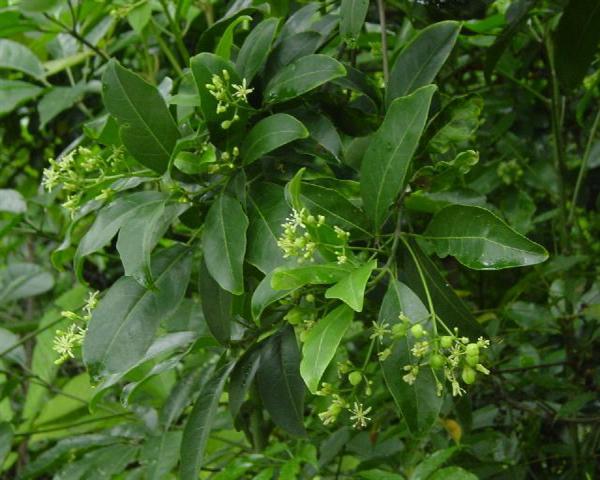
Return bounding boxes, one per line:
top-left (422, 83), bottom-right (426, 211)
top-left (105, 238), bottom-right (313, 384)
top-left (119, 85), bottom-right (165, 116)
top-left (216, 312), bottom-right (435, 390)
top-left (277, 208), bottom-right (325, 262)
top-left (497, 159), bottom-right (524, 185)
top-left (377, 313), bottom-right (490, 397)
top-left (205, 70), bottom-right (253, 130)
top-left (42, 146), bottom-right (125, 214)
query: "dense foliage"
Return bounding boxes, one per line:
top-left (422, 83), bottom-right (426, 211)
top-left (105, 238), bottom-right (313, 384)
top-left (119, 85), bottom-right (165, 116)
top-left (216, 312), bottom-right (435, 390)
top-left (0, 0), bottom-right (599, 478)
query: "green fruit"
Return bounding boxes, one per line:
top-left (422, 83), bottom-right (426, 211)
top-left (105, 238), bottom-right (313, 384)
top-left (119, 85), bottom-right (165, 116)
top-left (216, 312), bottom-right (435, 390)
top-left (465, 343), bottom-right (479, 356)
top-left (348, 371), bottom-right (362, 386)
top-left (466, 353), bottom-right (479, 366)
top-left (411, 324), bottom-right (424, 338)
top-left (430, 353), bottom-right (445, 369)
top-left (440, 336), bottom-right (454, 348)
top-left (462, 365), bottom-right (476, 385)
top-left (285, 308), bottom-right (303, 325)
top-left (330, 404), bottom-right (342, 415)
top-left (392, 323), bottom-right (408, 338)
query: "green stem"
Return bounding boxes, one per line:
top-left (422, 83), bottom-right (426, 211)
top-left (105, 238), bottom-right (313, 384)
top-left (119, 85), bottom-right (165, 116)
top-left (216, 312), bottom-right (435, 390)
top-left (568, 107), bottom-right (600, 223)
top-left (0, 315), bottom-right (65, 359)
top-left (158, 0), bottom-right (189, 65)
top-left (152, 21), bottom-right (184, 77)
top-left (545, 34), bottom-right (569, 252)
top-left (376, 0), bottom-right (389, 86)
top-left (400, 236), bottom-right (437, 335)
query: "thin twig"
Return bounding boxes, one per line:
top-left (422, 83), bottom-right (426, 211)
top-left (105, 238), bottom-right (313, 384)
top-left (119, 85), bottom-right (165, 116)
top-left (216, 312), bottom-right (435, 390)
top-left (569, 107), bottom-right (600, 223)
top-left (43, 13), bottom-right (109, 61)
top-left (376, 0), bottom-right (389, 86)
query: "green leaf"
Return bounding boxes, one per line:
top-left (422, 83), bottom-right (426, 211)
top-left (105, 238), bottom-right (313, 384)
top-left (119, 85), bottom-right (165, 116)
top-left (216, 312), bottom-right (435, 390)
top-left (554, 0), bottom-right (600, 89)
top-left (379, 279), bottom-right (443, 436)
top-left (190, 52), bottom-right (247, 144)
top-left (257, 325), bottom-right (306, 436)
top-left (0, 39), bottom-right (44, 79)
top-left (361, 85), bottom-right (436, 229)
top-left (340, 0), bottom-right (369, 44)
top-left (142, 431), bottom-right (182, 480)
top-left (38, 83), bottom-right (86, 128)
top-left (251, 271), bottom-right (293, 322)
top-left (90, 331), bottom-right (197, 411)
top-left (0, 80), bottom-right (42, 115)
top-left (202, 194), bottom-right (248, 295)
top-left (300, 182), bottom-right (370, 237)
top-left (0, 327), bottom-right (26, 365)
top-left (422, 204), bottom-right (549, 269)
top-left (399, 238), bottom-right (482, 338)
top-left (387, 21), bottom-right (459, 105)
top-left (117, 200), bottom-right (188, 287)
top-left (236, 17), bottom-right (279, 82)
top-left (410, 447), bottom-right (458, 480)
top-left (484, 0), bottom-right (535, 81)
top-left (428, 467), bottom-right (478, 480)
top-left (0, 188), bottom-right (26, 213)
top-left (271, 263), bottom-right (353, 290)
top-left (215, 15), bottom-right (252, 59)
top-left (199, 258), bottom-right (233, 344)
top-left (180, 360), bottom-right (235, 480)
top-left (19, 0), bottom-right (60, 12)
top-left (264, 54), bottom-right (346, 104)
top-left (0, 263), bottom-right (54, 304)
top-left (0, 422), bottom-right (13, 468)
top-left (83, 245), bottom-right (192, 379)
top-left (127, 1), bottom-right (152, 35)
top-left (75, 191), bottom-right (166, 271)
top-left (325, 260), bottom-right (376, 312)
top-left (242, 113), bottom-right (309, 165)
top-left (247, 183), bottom-right (290, 273)
top-left (102, 60), bottom-right (180, 174)
top-left (229, 347), bottom-right (261, 418)
top-left (300, 304), bottom-right (353, 393)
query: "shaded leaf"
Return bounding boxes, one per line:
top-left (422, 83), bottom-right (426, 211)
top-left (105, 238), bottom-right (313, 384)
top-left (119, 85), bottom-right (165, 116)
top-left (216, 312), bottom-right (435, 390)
top-left (379, 280), bottom-right (443, 435)
top-left (242, 113), bottom-right (309, 165)
top-left (264, 54), bottom-right (346, 104)
top-left (199, 258), bottom-right (233, 344)
top-left (0, 263), bottom-right (53, 304)
top-left (554, 0), bottom-right (600, 89)
top-left (340, 0), bottom-right (369, 44)
top-left (180, 360), bottom-right (235, 480)
top-left (257, 325), bottom-right (305, 436)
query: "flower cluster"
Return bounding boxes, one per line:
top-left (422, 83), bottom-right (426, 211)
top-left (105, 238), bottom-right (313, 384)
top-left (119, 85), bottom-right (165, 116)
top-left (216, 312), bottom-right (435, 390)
top-left (52, 291), bottom-right (99, 365)
top-left (42, 146), bottom-right (125, 214)
top-left (205, 70), bottom-right (253, 130)
top-left (316, 383), bottom-right (373, 430)
top-left (381, 313), bottom-right (491, 396)
top-left (333, 225), bottom-right (350, 265)
top-left (497, 159), bottom-right (524, 185)
top-left (277, 208), bottom-right (324, 262)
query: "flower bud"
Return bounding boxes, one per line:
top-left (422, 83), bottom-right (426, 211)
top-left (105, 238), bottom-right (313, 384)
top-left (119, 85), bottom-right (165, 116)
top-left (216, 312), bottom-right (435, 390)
top-left (440, 336), bottom-right (454, 348)
top-left (430, 353), bottom-right (445, 369)
top-left (466, 343), bottom-right (479, 356)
